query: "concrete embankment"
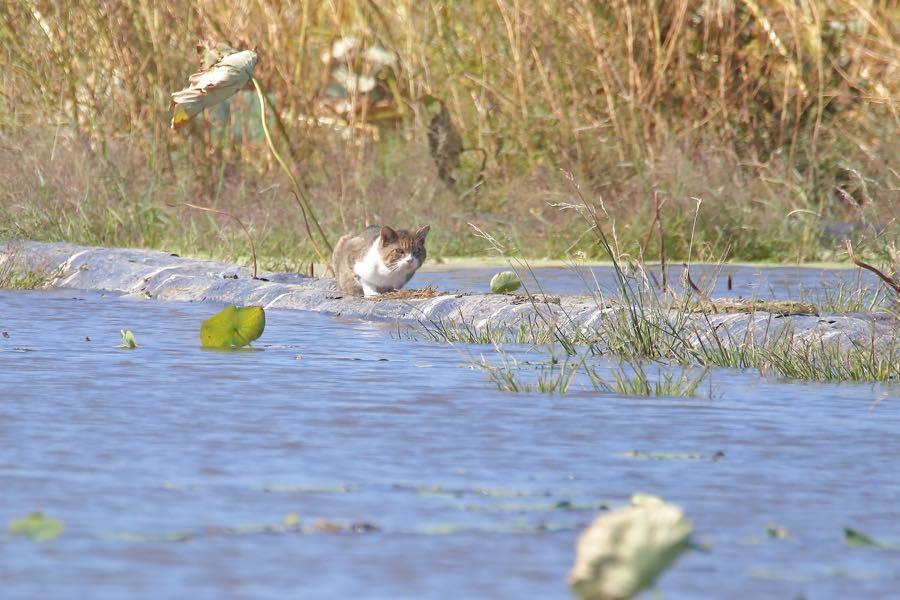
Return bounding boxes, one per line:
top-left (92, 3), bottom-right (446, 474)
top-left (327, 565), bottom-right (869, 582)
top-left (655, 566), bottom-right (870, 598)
top-left (1, 241), bottom-right (896, 351)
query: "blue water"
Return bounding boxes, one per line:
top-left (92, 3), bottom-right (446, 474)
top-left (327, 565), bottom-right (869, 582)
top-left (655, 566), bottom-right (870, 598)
top-left (419, 263), bottom-right (880, 303)
top-left (1, 287), bottom-right (898, 599)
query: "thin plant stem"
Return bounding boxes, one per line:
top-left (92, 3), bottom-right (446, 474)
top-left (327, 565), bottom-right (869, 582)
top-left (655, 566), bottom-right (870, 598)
top-left (250, 76), bottom-right (333, 267)
top-left (183, 202), bottom-right (258, 278)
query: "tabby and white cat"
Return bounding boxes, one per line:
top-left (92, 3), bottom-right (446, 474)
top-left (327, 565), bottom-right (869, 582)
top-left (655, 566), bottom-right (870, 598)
top-left (332, 225), bottom-right (430, 297)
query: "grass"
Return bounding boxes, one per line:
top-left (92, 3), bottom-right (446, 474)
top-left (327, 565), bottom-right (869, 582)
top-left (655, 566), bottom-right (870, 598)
top-left (476, 350), bottom-right (582, 394)
top-left (0, 252), bottom-right (54, 290)
top-left (1, 1), bottom-right (897, 385)
top-left (587, 363), bottom-right (709, 397)
top-left (475, 349), bottom-right (709, 397)
top-left (759, 335), bottom-right (900, 382)
top-left (1, 2), bottom-right (898, 268)
top-left (410, 188), bottom-right (899, 384)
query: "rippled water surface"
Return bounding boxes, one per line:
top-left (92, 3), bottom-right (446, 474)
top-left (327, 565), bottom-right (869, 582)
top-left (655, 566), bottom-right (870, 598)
top-left (419, 263), bottom-right (880, 301)
top-left (1, 284), bottom-right (898, 599)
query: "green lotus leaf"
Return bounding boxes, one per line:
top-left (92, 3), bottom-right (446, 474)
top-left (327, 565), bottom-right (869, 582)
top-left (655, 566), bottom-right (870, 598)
top-left (9, 511), bottom-right (64, 541)
top-left (200, 305), bottom-right (265, 349)
top-left (490, 271), bottom-right (522, 294)
top-left (569, 494), bottom-right (693, 599)
top-left (119, 329), bottom-right (137, 349)
top-left (844, 527), bottom-right (891, 549)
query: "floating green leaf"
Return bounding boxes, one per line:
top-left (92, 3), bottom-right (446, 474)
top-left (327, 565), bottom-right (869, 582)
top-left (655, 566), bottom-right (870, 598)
top-left (568, 494), bottom-right (693, 600)
top-left (844, 527), bottom-right (891, 549)
top-left (766, 523), bottom-right (792, 539)
top-left (119, 329), bottom-right (137, 349)
top-left (9, 511), bottom-right (64, 541)
top-left (200, 305), bottom-right (265, 349)
top-left (490, 271), bottom-right (521, 293)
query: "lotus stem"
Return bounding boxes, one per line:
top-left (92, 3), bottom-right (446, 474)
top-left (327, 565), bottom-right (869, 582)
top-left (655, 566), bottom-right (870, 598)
top-left (183, 202), bottom-right (258, 278)
top-left (250, 76), bottom-right (333, 268)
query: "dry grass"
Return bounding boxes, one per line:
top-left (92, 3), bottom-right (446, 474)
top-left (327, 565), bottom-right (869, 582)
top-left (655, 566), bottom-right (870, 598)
top-left (686, 299), bottom-right (819, 316)
top-left (0, 1), bottom-right (898, 267)
top-left (363, 285), bottom-right (448, 301)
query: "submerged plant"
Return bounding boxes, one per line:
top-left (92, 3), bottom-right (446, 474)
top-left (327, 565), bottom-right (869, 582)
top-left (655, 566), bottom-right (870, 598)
top-left (589, 363), bottom-right (708, 398)
top-left (476, 349), bottom-right (582, 394)
top-left (200, 305), bottom-right (265, 349)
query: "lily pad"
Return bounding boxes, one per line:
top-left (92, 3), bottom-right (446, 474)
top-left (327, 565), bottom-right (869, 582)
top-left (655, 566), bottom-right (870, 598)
top-left (119, 329), bottom-right (137, 349)
top-left (200, 305), bottom-right (265, 349)
top-left (490, 271), bottom-right (522, 294)
top-left (844, 527), bottom-right (892, 549)
top-left (568, 494), bottom-right (693, 600)
top-left (766, 523), bottom-right (792, 539)
top-left (9, 511), bottom-right (64, 541)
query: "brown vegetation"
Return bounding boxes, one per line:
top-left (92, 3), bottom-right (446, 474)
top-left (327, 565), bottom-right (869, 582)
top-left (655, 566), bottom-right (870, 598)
top-left (1, 1), bottom-right (897, 267)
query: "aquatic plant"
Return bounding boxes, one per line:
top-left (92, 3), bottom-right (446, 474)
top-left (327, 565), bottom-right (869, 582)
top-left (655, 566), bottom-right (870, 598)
top-left (568, 494), bottom-right (693, 600)
top-left (475, 348), bottom-right (709, 397)
top-left (9, 511), bottom-right (64, 542)
top-left (588, 363), bottom-right (708, 398)
top-left (490, 271), bottom-right (522, 294)
top-left (844, 528), bottom-right (897, 550)
top-left (476, 350), bottom-right (582, 394)
top-left (118, 329), bottom-right (138, 349)
top-left (200, 305), bottom-right (265, 349)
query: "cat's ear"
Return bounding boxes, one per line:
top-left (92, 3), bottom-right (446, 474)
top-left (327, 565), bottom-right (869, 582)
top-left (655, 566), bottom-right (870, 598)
top-left (414, 225), bottom-right (431, 242)
top-left (379, 226), bottom-right (398, 245)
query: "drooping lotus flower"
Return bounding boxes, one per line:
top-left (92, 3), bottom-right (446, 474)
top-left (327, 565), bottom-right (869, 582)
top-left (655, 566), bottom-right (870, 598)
top-left (171, 47), bottom-right (258, 130)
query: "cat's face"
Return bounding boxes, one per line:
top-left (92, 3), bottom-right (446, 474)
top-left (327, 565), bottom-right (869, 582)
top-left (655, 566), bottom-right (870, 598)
top-left (379, 225), bottom-right (429, 272)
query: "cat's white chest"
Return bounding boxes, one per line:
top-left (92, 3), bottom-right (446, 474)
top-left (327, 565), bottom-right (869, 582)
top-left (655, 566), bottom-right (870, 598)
top-left (352, 240), bottom-right (416, 296)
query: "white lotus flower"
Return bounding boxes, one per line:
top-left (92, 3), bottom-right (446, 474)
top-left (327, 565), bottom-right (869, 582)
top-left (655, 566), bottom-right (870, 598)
top-left (171, 49), bottom-right (258, 130)
top-left (568, 494), bottom-right (693, 599)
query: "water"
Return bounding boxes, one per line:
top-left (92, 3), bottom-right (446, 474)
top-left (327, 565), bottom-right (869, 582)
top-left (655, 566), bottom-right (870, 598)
top-left (1, 284), bottom-right (898, 599)
top-left (419, 263), bottom-right (880, 302)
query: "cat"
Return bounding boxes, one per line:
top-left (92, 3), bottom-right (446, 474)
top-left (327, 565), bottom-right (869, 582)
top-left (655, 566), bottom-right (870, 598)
top-left (332, 225), bottom-right (430, 297)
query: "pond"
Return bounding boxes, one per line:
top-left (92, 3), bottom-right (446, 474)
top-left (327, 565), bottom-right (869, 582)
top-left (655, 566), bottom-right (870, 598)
top-left (419, 263), bottom-right (881, 301)
top-left (1, 283), bottom-right (898, 599)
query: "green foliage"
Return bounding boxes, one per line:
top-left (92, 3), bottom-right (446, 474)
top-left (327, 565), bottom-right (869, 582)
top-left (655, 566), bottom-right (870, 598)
top-left (118, 329), bottom-right (137, 349)
top-left (844, 528), bottom-right (894, 549)
top-left (9, 511), bottom-right (64, 541)
top-left (1, 1), bottom-right (897, 267)
top-left (589, 364), bottom-right (708, 398)
top-left (569, 494), bottom-right (693, 600)
top-left (200, 305), bottom-right (265, 349)
top-left (490, 271), bottom-right (522, 294)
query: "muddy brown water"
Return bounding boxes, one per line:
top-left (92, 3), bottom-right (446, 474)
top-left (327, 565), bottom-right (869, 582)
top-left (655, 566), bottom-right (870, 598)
top-left (1, 279), bottom-right (898, 599)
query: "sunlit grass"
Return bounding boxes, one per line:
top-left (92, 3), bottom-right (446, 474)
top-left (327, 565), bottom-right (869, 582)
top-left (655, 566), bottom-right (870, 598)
top-left (1, 2), bottom-right (898, 265)
top-left (474, 349), bottom-right (710, 397)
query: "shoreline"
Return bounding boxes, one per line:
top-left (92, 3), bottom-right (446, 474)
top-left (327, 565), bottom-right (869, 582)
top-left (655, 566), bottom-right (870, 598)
top-left (1, 240), bottom-right (895, 356)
